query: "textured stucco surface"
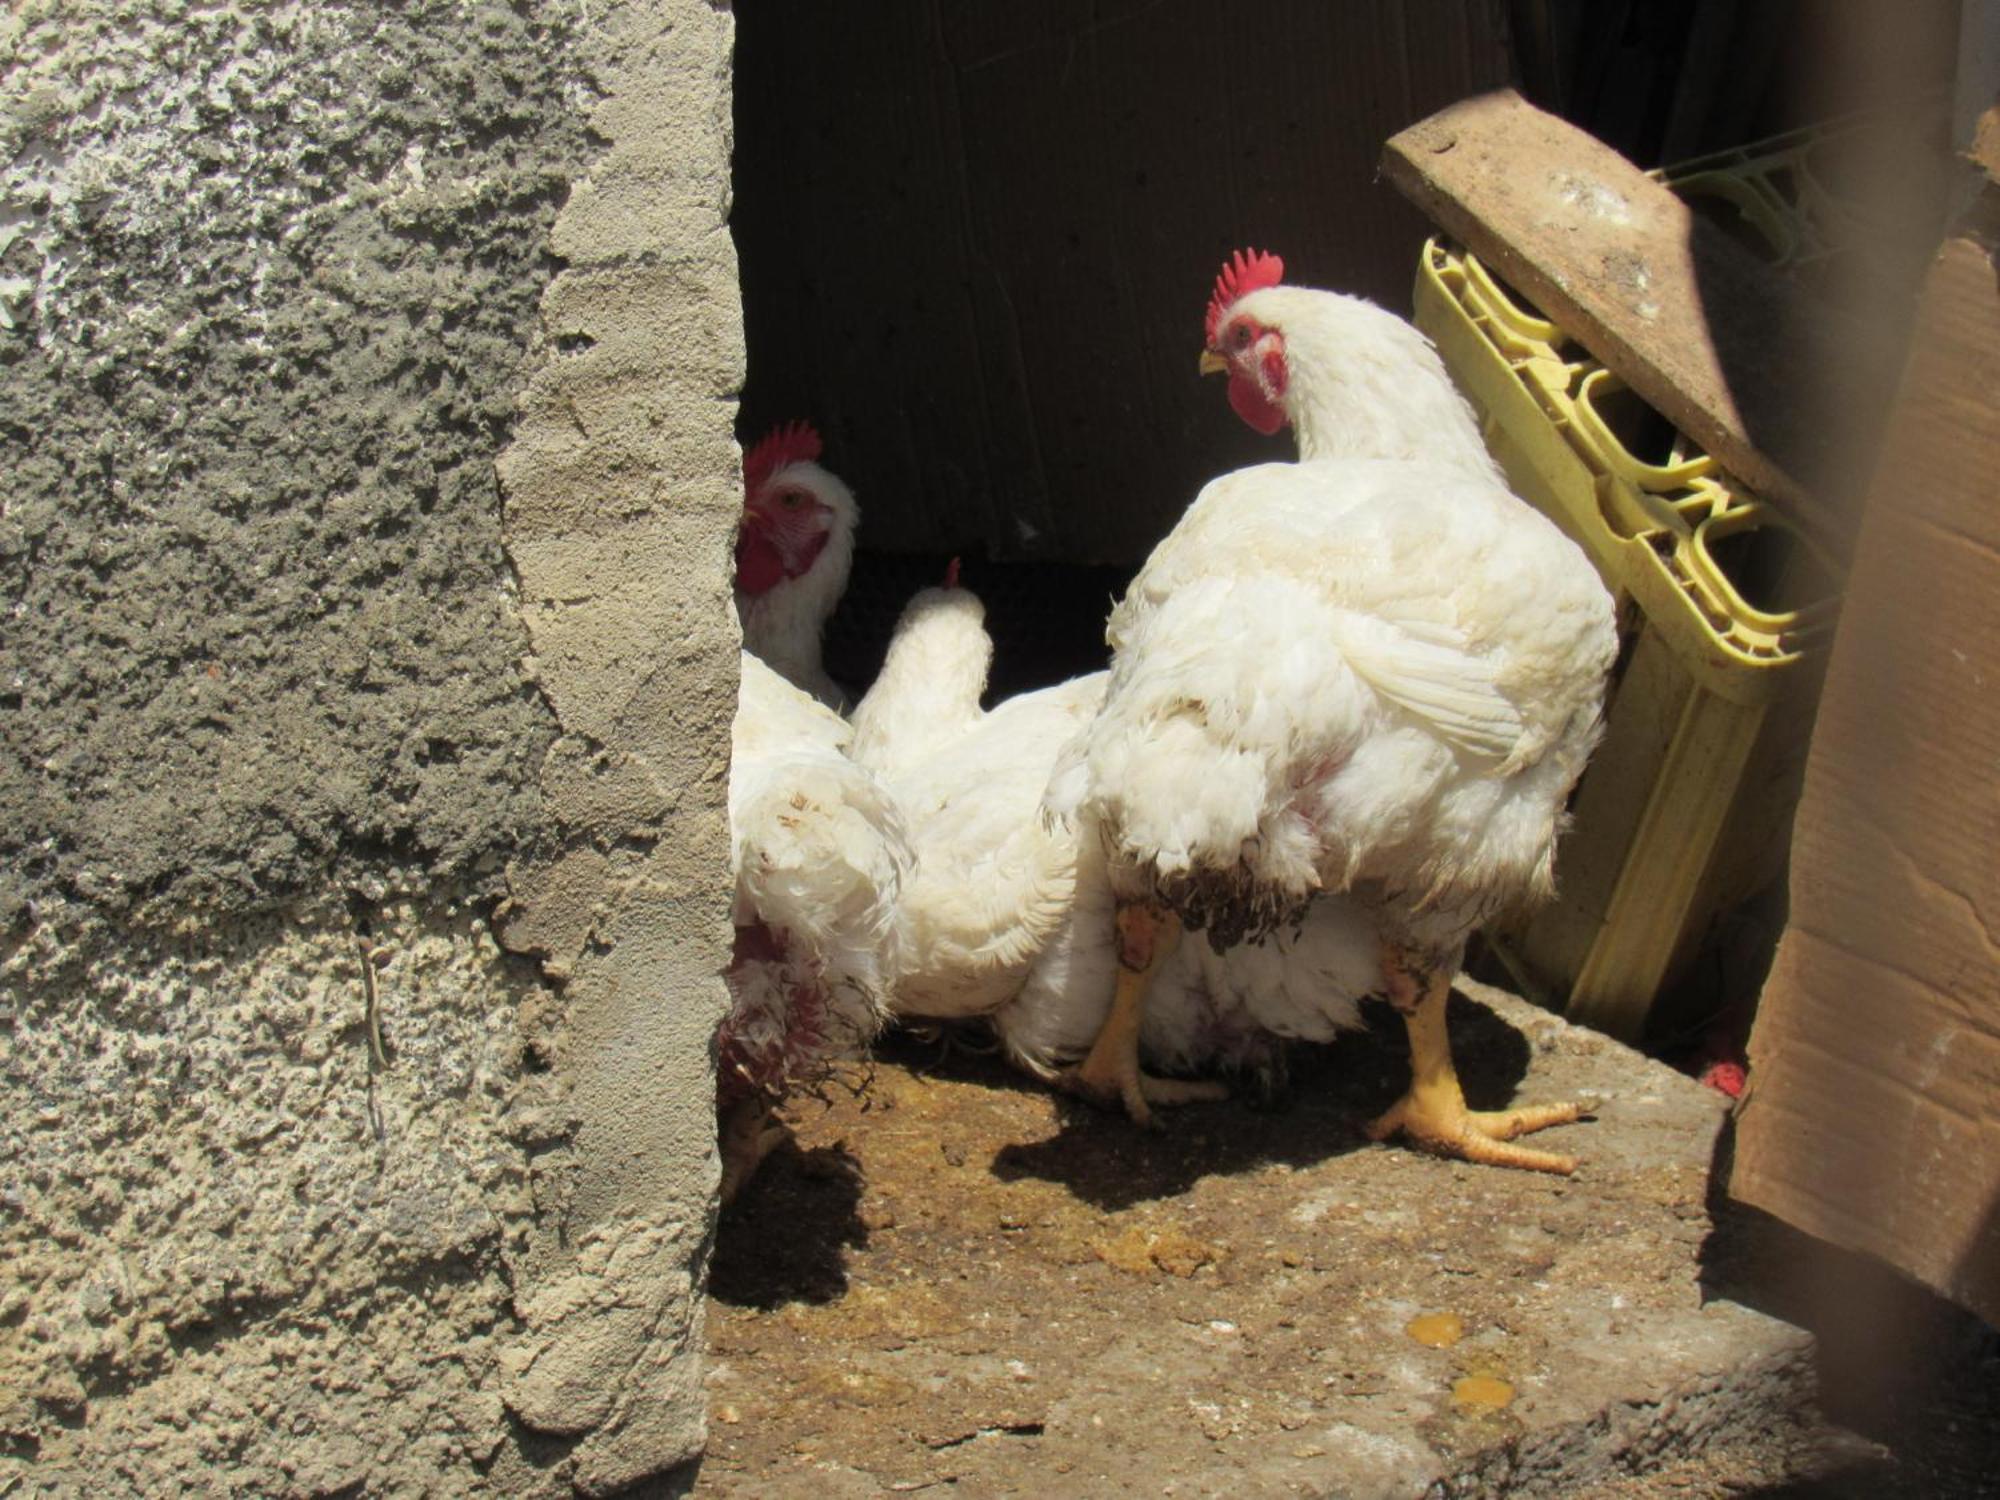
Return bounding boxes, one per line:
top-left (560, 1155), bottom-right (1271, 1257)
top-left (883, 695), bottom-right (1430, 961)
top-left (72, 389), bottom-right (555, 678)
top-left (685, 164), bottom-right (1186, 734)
top-left (1, 892), bottom-right (569, 1492)
top-left (1, 0), bottom-right (741, 1493)
top-left (0, 0), bottom-right (581, 929)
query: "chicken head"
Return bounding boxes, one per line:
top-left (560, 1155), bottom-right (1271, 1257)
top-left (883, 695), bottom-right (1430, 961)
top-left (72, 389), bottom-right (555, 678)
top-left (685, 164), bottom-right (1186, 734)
top-left (736, 420), bottom-right (853, 596)
top-left (1199, 247), bottom-right (1290, 436)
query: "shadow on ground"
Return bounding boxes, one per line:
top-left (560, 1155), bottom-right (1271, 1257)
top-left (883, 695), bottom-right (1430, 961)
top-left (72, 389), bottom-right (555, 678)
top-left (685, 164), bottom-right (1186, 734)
top-left (981, 993), bottom-right (1541, 1211)
top-left (1699, 1130), bottom-right (2000, 1500)
top-left (710, 1136), bottom-right (868, 1308)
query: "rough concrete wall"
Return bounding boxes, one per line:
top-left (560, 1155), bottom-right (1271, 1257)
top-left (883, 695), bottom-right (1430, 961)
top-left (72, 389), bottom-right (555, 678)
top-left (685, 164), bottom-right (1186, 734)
top-left (494, 0), bottom-right (742, 1490)
top-left (2, 897), bottom-right (560, 1493)
top-left (0, 1), bottom-right (739, 1493)
top-left (0, 1), bottom-right (577, 927)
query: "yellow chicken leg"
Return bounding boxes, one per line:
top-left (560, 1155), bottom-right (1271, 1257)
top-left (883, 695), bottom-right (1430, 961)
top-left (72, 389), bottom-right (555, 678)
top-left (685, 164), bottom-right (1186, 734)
top-left (717, 1095), bottom-right (791, 1205)
top-left (1061, 902), bottom-right (1227, 1126)
top-left (1366, 945), bottom-right (1586, 1174)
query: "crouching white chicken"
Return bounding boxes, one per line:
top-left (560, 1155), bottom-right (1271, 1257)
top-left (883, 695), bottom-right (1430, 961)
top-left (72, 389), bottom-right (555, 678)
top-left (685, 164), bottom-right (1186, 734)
top-left (719, 652), bottom-right (913, 1201)
top-left (854, 575), bottom-right (1380, 1100)
top-left (733, 421), bottom-right (857, 708)
top-left (1052, 248), bottom-right (1617, 1174)
top-left (849, 565), bottom-right (1098, 1023)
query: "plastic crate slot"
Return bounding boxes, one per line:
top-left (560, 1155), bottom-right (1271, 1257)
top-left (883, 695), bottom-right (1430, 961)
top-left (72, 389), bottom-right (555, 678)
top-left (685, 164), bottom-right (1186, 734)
top-left (1460, 254), bottom-right (1566, 348)
top-left (1669, 555), bottom-right (1743, 639)
top-left (1574, 372), bottom-right (1705, 479)
top-left (1764, 161), bottom-right (1805, 214)
top-left (1674, 171), bottom-right (1795, 264)
top-left (1589, 471), bottom-right (1677, 543)
top-left (1691, 508), bottom-right (1840, 632)
top-left (1667, 485), bottom-right (1722, 524)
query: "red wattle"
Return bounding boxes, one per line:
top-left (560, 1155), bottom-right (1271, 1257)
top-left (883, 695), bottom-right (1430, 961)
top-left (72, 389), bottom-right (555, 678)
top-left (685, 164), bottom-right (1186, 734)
top-left (735, 526), bottom-right (787, 595)
top-left (1228, 370), bottom-right (1287, 436)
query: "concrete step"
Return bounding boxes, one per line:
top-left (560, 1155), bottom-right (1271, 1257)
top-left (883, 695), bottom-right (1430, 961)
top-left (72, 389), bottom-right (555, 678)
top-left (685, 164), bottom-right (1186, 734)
top-left (700, 978), bottom-right (1817, 1498)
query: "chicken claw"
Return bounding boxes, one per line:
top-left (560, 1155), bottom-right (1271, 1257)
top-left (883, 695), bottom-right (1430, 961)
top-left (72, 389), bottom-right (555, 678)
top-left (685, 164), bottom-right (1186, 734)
top-left (1060, 902), bottom-right (1226, 1126)
top-left (1367, 1091), bottom-right (1586, 1175)
top-left (1371, 944), bottom-right (1589, 1175)
top-left (718, 1095), bottom-right (792, 1204)
top-left (1060, 1059), bottom-right (1228, 1127)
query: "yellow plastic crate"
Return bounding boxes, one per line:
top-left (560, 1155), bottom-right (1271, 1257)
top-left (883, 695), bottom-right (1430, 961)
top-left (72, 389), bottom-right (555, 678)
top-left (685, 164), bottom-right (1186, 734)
top-left (1653, 126), bottom-right (1837, 275)
top-left (1413, 239), bottom-right (1840, 1040)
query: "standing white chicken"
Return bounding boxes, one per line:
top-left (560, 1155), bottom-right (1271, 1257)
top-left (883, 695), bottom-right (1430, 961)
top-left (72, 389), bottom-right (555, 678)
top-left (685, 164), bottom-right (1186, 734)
top-left (733, 421), bottom-right (857, 708)
top-left (718, 652), bottom-right (912, 1201)
top-left (1053, 249), bottom-right (1617, 1174)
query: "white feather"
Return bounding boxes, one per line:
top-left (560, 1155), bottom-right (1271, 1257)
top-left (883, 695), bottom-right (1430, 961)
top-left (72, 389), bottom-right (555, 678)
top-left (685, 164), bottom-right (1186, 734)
top-left (851, 586), bottom-right (1102, 1018)
top-left (1069, 277), bottom-right (1616, 971)
top-left (857, 592), bottom-right (1385, 1083)
top-left (849, 585), bottom-right (993, 777)
top-left (724, 655), bottom-right (911, 1091)
top-left (1078, 453), bottom-right (1614, 942)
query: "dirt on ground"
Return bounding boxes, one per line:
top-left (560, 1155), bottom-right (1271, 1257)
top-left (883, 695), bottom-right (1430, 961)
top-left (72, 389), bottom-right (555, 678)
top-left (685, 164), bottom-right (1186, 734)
top-left (691, 983), bottom-right (1890, 1498)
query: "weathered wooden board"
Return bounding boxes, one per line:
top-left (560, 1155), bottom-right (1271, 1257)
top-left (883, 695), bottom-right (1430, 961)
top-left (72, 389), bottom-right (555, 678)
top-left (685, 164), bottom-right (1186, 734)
top-left (1381, 89), bottom-right (1872, 558)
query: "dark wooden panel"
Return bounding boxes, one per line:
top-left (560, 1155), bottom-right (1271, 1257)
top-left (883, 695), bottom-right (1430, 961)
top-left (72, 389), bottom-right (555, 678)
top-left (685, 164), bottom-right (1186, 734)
top-left (733, 0), bottom-right (1514, 565)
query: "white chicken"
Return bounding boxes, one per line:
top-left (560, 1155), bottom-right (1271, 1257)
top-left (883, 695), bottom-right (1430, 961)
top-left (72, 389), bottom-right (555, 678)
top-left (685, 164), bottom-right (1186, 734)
top-left (855, 578), bottom-right (1377, 1097)
top-left (718, 652), bottom-right (912, 1201)
top-left (718, 423), bottom-right (904, 1201)
top-left (1050, 248), bottom-right (1617, 1174)
top-left (733, 420), bottom-right (857, 708)
top-left (847, 560), bottom-right (991, 778)
top-left (849, 570), bottom-right (1097, 1023)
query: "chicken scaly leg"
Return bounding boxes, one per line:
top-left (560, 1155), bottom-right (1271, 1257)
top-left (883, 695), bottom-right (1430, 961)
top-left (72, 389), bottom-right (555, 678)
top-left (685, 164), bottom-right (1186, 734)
top-left (717, 1094), bottom-right (791, 1205)
top-left (1366, 944), bottom-right (1586, 1174)
top-left (1061, 901), bottom-right (1227, 1127)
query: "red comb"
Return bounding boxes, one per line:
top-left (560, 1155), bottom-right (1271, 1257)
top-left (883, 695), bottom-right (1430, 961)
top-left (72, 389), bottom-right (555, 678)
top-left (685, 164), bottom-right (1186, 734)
top-left (743, 420), bottom-right (823, 495)
top-left (944, 557), bottom-right (961, 589)
top-left (1204, 248), bottom-right (1285, 345)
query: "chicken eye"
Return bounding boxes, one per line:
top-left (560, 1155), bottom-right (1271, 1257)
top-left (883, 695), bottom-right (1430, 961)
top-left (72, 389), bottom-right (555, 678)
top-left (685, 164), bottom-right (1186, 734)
top-left (777, 491), bottom-right (807, 510)
top-left (1233, 323), bottom-right (1253, 349)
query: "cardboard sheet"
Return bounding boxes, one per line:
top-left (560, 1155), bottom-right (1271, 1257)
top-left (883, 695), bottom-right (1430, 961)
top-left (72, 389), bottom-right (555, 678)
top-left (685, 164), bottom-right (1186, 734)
top-left (1731, 158), bottom-right (2000, 1323)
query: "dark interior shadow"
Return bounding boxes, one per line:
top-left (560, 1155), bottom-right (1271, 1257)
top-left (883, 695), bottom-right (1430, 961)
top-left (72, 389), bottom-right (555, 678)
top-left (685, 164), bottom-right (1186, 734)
top-left (1675, 8), bottom-right (1958, 557)
top-left (985, 988), bottom-right (1539, 1212)
top-left (823, 550), bottom-right (1134, 707)
top-left (707, 1137), bottom-right (867, 1309)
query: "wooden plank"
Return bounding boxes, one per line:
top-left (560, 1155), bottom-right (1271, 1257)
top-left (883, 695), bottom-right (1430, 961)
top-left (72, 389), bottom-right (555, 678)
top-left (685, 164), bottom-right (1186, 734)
top-left (1381, 89), bottom-right (1874, 560)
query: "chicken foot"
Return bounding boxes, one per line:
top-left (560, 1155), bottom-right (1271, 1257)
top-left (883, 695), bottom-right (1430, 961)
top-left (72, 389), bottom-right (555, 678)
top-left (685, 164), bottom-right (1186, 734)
top-left (717, 1094), bottom-right (792, 1205)
top-left (1366, 945), bottom-right (1586, 1174)
top-left (1060, 902), bottom-right (1228, 1126)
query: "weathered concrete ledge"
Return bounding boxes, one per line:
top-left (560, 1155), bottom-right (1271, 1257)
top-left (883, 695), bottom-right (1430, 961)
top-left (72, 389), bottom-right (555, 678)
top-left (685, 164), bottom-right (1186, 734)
top-left (700, 980), bottom-right (1816, 1497)
top-left (494, 0), bottom-right (742, 1491)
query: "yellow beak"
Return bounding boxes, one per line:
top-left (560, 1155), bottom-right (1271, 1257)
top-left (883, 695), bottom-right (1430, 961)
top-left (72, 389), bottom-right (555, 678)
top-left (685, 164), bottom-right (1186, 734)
top-left (1199, 349), bottom-right (1228, 377)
